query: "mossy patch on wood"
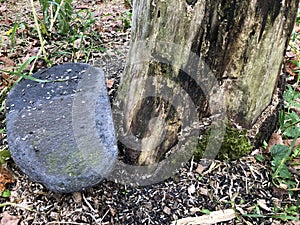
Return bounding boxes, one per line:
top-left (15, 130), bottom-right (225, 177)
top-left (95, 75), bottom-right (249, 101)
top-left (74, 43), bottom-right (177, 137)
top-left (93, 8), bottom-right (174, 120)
top-left (194, 123), bottom-right (254, 161)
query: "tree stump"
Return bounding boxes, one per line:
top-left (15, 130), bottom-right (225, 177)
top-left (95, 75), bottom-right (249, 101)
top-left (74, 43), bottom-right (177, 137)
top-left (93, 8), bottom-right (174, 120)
top-left (113, 0), bottom-right (299, 166)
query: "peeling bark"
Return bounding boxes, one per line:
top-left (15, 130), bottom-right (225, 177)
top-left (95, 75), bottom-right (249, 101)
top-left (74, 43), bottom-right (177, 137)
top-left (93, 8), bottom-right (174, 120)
top-left (114, 0), bottom-right (298, 165)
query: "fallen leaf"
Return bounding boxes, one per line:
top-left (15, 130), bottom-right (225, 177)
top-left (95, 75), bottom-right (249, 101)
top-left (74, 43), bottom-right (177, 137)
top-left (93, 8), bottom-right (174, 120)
top-left (267, 133), bottom-right (283, 153)
top-left (0, 57), bottom-right (14, 67)
top-left (171, 209), bottom-right (236, 225)
top-left (196, 160), bottom-right (211, 174)
top-left (196, 164), bottom-right (206, 174)
top-left (72, 192), bottom-right (82, 203)
top-left (291, 220), bottom-right (300, 225)
top-left (294, 24), bottom-right (300, 33)
top-left (187, 184), bottom-right (196, 195)
top-left (103, 15), bottom-right (114, 21)
top-left (235, 206), bottom-right (245, 215)
top-left (112, 20), bottom-right (123, 28)
top-left (290, 106), bottom-right (300, 118)
top-left (0, 212), bottom-right (20, 225)
top-left (0, 167), bottom-right (15, 195)
top-left (163, 206), bottom-right (171, 215)
top-left (198, 187), bottom-right (208, 196)
top-left (109, 207), bottom-right (116, 216)
top-left (73, 38), bottom-right (82, 49)
top-left (290, 157), bottom-right (300, 170)
top-left (283, 137), bottom-right (300, 148)
top-left (95, 24), bottom-right (103, 33)
top-left (286, 51), bottom-right (296, 58)
top-left (279, 183), bottom-right (288, 190)
top-left (106, 79), bottom-right (114, 89)
top-left (76, 5), bottom-right (90, 10)
top-left (272, 186), bottom-right (288, 199)
top-left (257, 199), bottom-right (272, 212)
top-left (0, 5), bottom-right (7, 12)
top-left (0, 19), bottom-right (13, 26)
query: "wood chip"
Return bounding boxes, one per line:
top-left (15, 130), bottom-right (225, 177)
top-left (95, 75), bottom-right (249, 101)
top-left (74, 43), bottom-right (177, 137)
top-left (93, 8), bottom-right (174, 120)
top-left (106, 79), bottom-right (115, 89)
top-left (163, 206), bottom-right (171, 215)
top-left (72, 192), bottom-right (82, 204)
top-left (196, 164), bottom-right (206, 174)
top-left (171, 209), bottom-right (236, 225)
top-left (188, 184), bottom-right (196, 195)
top-left (190, 207), bottom-right (201, 214)
top-left (199, 187), bottom-right (208, 196)
top-left (257, 199), bottom-right (271, 212)
top-left (109, 207), bottom-right (116, 217)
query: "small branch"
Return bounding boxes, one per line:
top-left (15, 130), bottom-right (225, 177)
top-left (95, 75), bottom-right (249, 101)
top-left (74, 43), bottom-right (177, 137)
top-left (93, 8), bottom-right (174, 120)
top-left (171, 209), bottom-right (236, 225)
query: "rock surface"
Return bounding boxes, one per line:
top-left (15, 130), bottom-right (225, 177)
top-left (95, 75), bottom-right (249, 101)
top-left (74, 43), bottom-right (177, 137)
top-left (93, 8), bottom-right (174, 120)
top-left (6, 63), bottom-right (117, 193)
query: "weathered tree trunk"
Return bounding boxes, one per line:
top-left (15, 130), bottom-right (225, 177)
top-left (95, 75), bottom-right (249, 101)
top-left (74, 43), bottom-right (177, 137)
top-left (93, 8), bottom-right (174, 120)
top-left (114, 0), bottom-right (298, 165)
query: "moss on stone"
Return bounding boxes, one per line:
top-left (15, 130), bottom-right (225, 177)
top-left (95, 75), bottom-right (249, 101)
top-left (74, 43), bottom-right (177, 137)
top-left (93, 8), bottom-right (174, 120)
top-left (194, 123), bottom-right (254, 161)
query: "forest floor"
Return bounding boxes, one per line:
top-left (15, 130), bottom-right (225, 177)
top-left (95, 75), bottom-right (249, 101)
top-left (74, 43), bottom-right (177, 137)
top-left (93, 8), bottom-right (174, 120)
top-left (0, 0), bottom-right (299, 224)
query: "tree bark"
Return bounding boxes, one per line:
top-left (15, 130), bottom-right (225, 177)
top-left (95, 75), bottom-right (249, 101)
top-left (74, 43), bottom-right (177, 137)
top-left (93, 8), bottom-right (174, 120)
top-left (113, 0), bottom-right (299, 165)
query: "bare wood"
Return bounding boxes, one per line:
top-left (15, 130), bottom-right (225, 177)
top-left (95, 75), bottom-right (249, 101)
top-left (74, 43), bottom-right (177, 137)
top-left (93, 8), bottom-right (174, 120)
top-left (171, 208), bottom-right (236, 225)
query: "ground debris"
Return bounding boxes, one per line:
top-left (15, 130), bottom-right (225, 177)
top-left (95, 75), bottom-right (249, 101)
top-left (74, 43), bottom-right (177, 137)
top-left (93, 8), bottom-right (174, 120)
top-left (171, 209), bottom-right (235, 225)
top-left (0, 212), bottom-right (20, 225)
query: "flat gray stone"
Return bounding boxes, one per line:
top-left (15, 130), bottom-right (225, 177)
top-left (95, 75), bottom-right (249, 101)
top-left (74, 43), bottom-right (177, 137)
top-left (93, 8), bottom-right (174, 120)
top-left (6, 63), bottom-right (117, 193)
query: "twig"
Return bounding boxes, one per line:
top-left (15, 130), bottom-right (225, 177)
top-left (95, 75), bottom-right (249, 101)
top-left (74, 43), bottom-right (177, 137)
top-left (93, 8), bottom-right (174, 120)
top-left (98, 209), bottom-right (109, 223)
top-left (82, 193), bottom-right (97, 213)
top-left (171, 209), bottom-right (236, 225)
top-left (0, 202), bottom-right (33, 212)
top-left (33, 222), bottom-right (88, 225)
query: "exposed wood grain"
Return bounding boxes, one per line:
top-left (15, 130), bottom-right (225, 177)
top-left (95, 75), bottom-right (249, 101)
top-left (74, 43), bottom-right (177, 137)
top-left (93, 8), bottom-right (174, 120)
top-left (115, 0), bottom-right (299, 165)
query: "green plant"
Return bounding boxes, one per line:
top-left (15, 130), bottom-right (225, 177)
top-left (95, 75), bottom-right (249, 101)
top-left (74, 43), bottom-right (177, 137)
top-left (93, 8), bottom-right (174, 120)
top-left (270, 143), bottom-right (296, 189)
top-left (0, 56), bottom-right (41, 85)
top-left (0, 56), bottom-right (73, 84)
top-left (1, 190), bottom-right (11, 198)
top-left (243, 203), bottom-right (300, 222)
top-left (122, 10), bottom-right (132, 29)
top-left (30, 0), bottom-right (51, 69)
top-left (194, 123), bottom-right (253, 161)
top-left (200, 208), bottom-right (211, 215)
top-left (270, 71), bottom-right (300, 190)
top-left (296, 8), bottom-right (300, 25)
top-left (271, 70), bottom-right (300, 191)
top-left (43, 8), bottom-right (106, 63)
top-left (255, 154), bottom-right (265, 163)
top-left (9, 20), bottom-right (20, 48)
top-left (39, 0), bottom-right (74, 35)
top-left (26, 0), bottom-right (74, 71)
top-left (68, 10), bottom-right (105, 62)
top-left (0, 150), bottom-right (10, 165)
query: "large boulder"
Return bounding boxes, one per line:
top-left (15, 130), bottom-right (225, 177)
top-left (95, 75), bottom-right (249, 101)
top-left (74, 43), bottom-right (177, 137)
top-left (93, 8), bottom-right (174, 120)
top-left (6, 63), bottom-right (118, 193)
